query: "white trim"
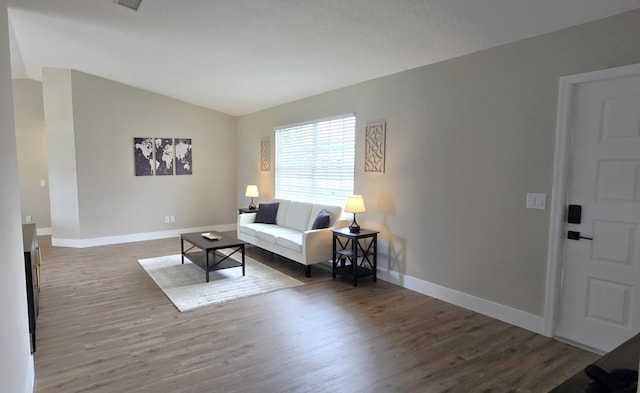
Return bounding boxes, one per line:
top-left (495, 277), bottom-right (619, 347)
top-left (274, 112), bottom-right (355, 131)
top-left (51, 224), bottom-right (237, 248)
top-left (36, 227), bottom-right (52, 236)
top-left (377, 267), bottom-right (545, 334)
top-left (25, 355), bottom-right (34, 393)
top-left (544, 63), bottom-right (640, 337)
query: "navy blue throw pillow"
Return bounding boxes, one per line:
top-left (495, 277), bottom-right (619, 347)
top-left (255, 203), bottom-right (279, 224)
top-left (311, 209), bottom-right (331, 230)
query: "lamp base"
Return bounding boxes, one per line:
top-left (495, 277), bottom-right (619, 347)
top-left (248, 197), bottom-right (256, 210)
top-left (349, 222), bottom-right (360, 233)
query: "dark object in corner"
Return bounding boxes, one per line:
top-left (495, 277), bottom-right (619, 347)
top-left (584, 365), bottom-right (638, 393)
top-left (23, 223), bottom-right (40, 353)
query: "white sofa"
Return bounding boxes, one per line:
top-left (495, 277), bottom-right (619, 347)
top-left (237, 199), bottom-right (349, 277)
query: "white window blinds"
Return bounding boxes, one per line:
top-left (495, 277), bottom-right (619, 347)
top-left (275, 114), bottom-right (355, 206)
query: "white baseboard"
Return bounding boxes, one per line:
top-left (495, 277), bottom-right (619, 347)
top-left (51, 224), bottom-right (237, 248)
top-left (377, 267), bottom-right (545, 335)
top-left (25, 355), bottom-right (34, 393)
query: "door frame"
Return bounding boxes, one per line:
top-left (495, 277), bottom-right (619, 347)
top-left (543, 63), bottom-right (640, 337)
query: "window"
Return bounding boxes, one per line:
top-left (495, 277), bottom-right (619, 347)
top-left (275, 114), bottom-right (355, 206)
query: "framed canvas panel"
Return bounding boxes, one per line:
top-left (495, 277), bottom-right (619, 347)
top-left (133, 137), bottom-right (154, 176)
top-left (175, 138), bottom-right (193, 175)
top-left (155, 138), bottom-right (174, 175)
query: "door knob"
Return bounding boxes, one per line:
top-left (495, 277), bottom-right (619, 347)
top-left (568, 230), bottom-right (593, 240)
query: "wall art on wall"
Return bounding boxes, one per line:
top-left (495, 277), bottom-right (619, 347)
top-left (175, 138), bottom-right (193, 175)
top-left (134, 137), bottom-right (192, 176)
top-left (365, 122), bottom-right (386, 173)
top-left (155, 138), bottom-right (174, 176)
top-left (261, 137), bottom-right (270, 171)
top-left (134, 137), bottom-right (155, 176)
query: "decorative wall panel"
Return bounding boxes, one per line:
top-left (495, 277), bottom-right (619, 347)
top-left (365, 122), bottom-right (385, 173)
top-left (261, 137), bottom-right (270, 171)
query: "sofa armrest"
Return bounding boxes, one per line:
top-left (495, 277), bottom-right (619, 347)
top-left (237, 213), bottom-right (257, 237)
top-left (331, 218), bottom-right (350, 229)
top-left (302, 228), bottom-right (334, 265)
top-left (237, 212), bottom-right (257, 226)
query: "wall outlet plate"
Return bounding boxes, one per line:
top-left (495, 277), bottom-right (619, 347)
top-left (526, 193), bottom-right (546, 210)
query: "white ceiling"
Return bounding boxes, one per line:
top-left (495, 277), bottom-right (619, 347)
top-left (7, 0), bottom-right (640, 116)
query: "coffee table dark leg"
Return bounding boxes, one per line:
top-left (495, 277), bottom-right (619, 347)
top-left (205, 248), bottom-right (210, 282)
top-left (242, 244), bottom-right (245, 276)
top-left (181, 237), bottom-right (185, 264)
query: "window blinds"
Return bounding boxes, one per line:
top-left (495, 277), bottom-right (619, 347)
top-left (275, 114), bottom-right (355, 206)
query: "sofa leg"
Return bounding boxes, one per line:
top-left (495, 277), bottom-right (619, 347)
top-left (304, 265), bottom-right (311, 278)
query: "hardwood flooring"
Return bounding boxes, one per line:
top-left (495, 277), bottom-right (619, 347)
top-left (33, 233), bottom-right (597, 392)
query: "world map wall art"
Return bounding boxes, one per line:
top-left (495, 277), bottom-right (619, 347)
top-left (134, 137), bottom-right (193, 176)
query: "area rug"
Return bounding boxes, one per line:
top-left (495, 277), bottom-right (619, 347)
top-left (137, 252), bottom-right (304, 312)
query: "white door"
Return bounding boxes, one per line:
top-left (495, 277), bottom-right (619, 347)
top-left (555, 72), bottom-right (640, 353)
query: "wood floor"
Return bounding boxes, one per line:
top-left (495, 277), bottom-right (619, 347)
top-left (33, 233), bottom-right (598, 393)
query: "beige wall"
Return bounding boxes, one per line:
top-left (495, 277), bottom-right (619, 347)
top-left (237, 10), bottom-right (640, 317)
top-left (42, 68), bottom-right (80, 239)
top-left (43, 69), bottom-right (237, 242)
top-left (14, 79), bottom-right (51, 230)
top-left (0, 0), bottom-right (34, 391)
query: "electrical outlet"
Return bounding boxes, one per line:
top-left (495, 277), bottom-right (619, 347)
top-left (170, 215), bottom-right (175, 222)
top-left (164, 216), bottom-right (170, 223)
top-left (526, 193), bottom-right (546, 210)
top-left (26, 215), bottom-right (32, 222)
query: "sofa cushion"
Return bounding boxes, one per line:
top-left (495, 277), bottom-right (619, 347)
top-left (276, 233), bottom-right (303, 253)
top-left (239, 223), bottom-right (275, 237)
top-left (255, 202), bottom-right (279, 224)
top-left (255, 226), bottom-right (299, 243)
top-left (284, 201), bottom-right (313, 232)
top-left (273, 199), bottom-right (290, 225)
top-left (311, 209), bottom-right (331, 230)
top-left (307, 204), bottom-right (342, 230)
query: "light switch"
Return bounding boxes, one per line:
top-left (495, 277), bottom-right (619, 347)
top-left (40, 180), bottom-right (46, 188)
top-left (526, 193), bottom-right (546, 210)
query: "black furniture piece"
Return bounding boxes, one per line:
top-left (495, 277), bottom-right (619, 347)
top-left (549, 332), bottom-right (640, 392)
top-left (22, 223), bottom-right (40, 353)
top-left (238, 207), bottom-right (257, 214)
top-left (332, 227), bottom-right (378, 286)
top-left (180, 231), bottom-right (246, 282)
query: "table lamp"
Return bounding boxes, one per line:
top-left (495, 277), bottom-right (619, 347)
top-left (345, 195), bottom-right (366, 233)
top-left (245, 185), bottom-right (259, 210)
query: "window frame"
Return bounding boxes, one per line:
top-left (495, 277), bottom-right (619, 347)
top-left (274, 113), bottom-right (356, 206)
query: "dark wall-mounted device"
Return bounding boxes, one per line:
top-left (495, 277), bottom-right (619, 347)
top-left (568, 204), bottom-right (582, 224)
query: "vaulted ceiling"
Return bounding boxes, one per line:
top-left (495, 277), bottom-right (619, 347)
top-left (7, 0), bottom-right (640, 116)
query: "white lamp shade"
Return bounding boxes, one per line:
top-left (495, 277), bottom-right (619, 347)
top-left (344, 195), bottom-right (366, 213)
top-left (245, 185), bottom-right (259, 198)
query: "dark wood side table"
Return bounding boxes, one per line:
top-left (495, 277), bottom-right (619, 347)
top-left (238, 207), bottom-right (257, 214)
top-left (332, 227), bottom-right (379, 286)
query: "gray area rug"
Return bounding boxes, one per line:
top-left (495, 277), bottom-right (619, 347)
top-left (137, 252), bottom-right (304, 311)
